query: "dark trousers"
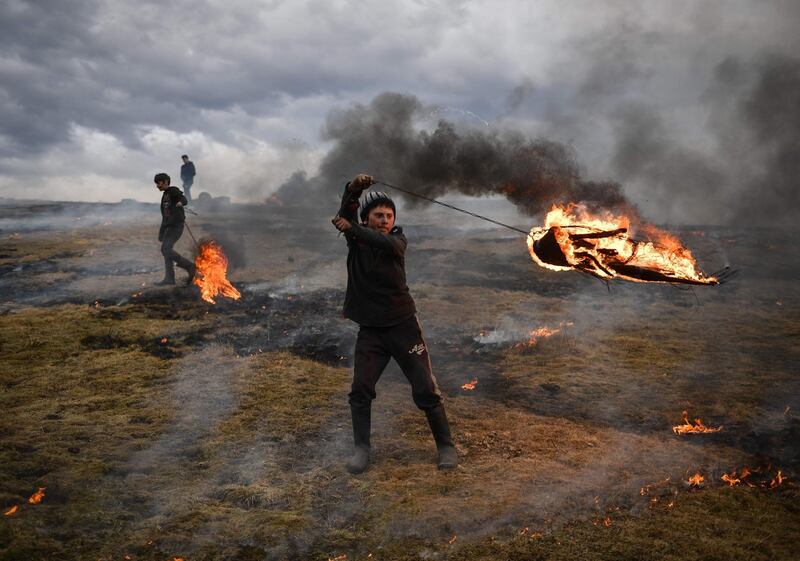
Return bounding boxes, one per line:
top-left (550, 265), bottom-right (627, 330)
top-left (182, 179), bottom-right (193, 202)
top-left (349, 316), bottom-right (443, 413)
top-left (160, 224), bottom-right (194, 281)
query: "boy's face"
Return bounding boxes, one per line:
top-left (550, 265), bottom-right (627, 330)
top-left (365, 205), bottom-right (395, 234)
top-left (155, 179), bottom-right (169, 192)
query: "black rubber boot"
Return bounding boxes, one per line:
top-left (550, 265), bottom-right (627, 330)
top-left (346, 405), bottom-right (371, 474)
top-left (184, 263), bottom-right (197, 286)
top-left (425, 405), bottom-right (458, 470)
top-left (158, 257), bottom-right (176, 285)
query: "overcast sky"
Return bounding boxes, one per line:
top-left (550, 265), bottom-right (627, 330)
top-left (1, 0), bottom-right (798, 224)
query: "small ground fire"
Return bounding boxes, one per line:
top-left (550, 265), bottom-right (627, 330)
top-left (27, 486), bottom-right (45, 504)
top-left (194, 240), bottom-right (242, 304)
top-left (672, 411), bottom-right (723, 435)
top-left (461, 378), bottom-right (478, 390)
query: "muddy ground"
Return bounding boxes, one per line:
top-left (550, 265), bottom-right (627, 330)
top-left (1, 198), bottom-right (798, 561)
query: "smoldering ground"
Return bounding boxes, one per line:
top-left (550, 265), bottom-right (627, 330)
top-left (1, 197), bottom-right (799, 560)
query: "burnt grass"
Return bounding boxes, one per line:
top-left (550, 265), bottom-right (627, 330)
top-left (1, 201), bottom-right (800, 561)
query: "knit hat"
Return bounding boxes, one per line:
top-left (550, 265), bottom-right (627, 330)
top-left (359, 191), bottom-right (396, 222)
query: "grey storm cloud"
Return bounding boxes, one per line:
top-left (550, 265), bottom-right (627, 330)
top-left (0, 0), bottom-right (465, 157)
top-left (1, 0), bottom-right (799, 225)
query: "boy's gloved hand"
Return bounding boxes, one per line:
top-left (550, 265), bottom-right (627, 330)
top-left (332, 216), bottom-right (352, 232)
top-left (347, 174), bottom-right (374, 192)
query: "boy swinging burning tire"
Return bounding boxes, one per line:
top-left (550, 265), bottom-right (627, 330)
top-left (332, 174), bottom-right (458, 474)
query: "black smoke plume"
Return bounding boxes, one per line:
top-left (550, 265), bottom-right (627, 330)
top-left (277, 92), bottom-right (625, 216)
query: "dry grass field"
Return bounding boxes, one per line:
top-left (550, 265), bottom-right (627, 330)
top-left (1, 199), bottom-right (798, 561)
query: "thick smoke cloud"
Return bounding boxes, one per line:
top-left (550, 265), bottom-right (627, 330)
top-left (722, 54), bottom-right (800, 224)
top-left (278, 92), bottom-right (625, 216)
top-left (609, 53), bottom-right (800, 227)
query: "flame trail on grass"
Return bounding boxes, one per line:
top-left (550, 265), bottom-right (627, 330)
top-left (672, 411), bottom-right (723, 435)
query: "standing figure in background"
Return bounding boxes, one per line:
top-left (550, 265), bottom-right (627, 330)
top-left (331, 174), bottom-right (458, 474)
top-left (180, 154), bottom-right (196, 202)
top-left (154, 172), bottom-right (196, 286)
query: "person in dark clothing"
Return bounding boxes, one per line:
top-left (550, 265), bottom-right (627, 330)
top-left (180, 155), bottom-right (196, 202)
top-left (332, 174), bottom-right (458, 474)
top-left (154, 172), bottom-right (196, 286)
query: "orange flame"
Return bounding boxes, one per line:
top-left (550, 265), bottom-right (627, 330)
top-left (4, 505), bottom-right (18, 516)
top-left (721, 471), bottom-right (741, 486)
top-left (527, 322), bottom-right (573, 345)
top-left (672, 411), bottom-right (723, 435)
top-left (461, 378), bottom-right (478, 390)
top-left (528, 203), bottom-right (717, 285)
top-left (688, 472), bottom-right (705, 487)
top-left (770, 470), bottom-right (785, 489)
top-left (160, 337), bottom-right (168, 344)
top-left (28, 487), bottom-right (45, 504)
top-left (640, 476), bottom-right (671, 495)
top-left (194, 240), bottom-right (242, 304)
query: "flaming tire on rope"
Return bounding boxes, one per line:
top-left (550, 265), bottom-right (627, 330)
top-left (374, 181), bottom-right (734, 287)
top-left (528, 204), bottom-right (736, 286)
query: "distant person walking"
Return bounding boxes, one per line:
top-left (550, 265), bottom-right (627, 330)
top-left (180, 154), bottom-right (196, 202)
top-left (154, 172), bottom-right (196, 286)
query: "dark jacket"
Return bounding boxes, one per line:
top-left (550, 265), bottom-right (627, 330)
top-left (339, 185), bottom-right (416, 327)
top-left (181, 161), bottom-right (196, 181)
top-left (160, 186), bottom-right (187, 228)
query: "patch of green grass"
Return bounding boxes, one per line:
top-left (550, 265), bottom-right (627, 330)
top-left (212, 351), bottom-right (350, 441)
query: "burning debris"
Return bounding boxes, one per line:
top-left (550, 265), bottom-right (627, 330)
top-left (194, 240), bottom-right (242, 304)
top-left (528, 203), bottom-right (731, 285)
top-left (27, 487), bottom-right (46, 504)
top-left (722, 469), bottom-right (746, 487)
top-left (526, 322), bottom-right (573, 346)
top-left (688, 472), bottom-right (705, 487)
top-left (713, 466), bottom-right (788, 489)
top-left (461, 378), bottom-right (478, 390)
top-left (672, 411), bottom-right (723, 435)
top-left (3, 486), bottom-right (47, 517)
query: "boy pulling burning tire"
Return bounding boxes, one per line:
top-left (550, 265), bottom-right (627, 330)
top-left (332, 174), bottom-right (458, 474)
top-left (154, 173), bottom-right (196, 286)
